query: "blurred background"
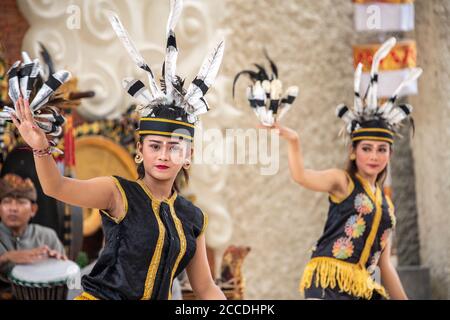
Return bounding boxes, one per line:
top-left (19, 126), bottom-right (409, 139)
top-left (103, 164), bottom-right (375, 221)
top-left (0, 0), bottom-right (448, 299)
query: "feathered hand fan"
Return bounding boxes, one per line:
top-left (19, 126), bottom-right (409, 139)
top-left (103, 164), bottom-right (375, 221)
top-left (2, 50), bottom-right (72, 153)
top-left (232, 50), bottom-right (299, 126)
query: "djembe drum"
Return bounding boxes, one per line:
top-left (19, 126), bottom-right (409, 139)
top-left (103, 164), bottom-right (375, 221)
top-left (9, 259), bottom-right (80, 300)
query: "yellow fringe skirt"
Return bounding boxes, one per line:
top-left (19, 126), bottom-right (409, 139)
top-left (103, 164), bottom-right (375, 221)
top-left (299, 257), bottom-right (388, 300)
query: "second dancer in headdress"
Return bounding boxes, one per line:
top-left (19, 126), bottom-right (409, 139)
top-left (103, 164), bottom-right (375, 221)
top-left (235, 38), bottom-right (421, 300)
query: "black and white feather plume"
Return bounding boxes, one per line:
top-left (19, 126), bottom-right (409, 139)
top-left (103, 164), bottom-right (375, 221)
top-left (182, 39), bottom-right (225, 116)
top-left (107, 11), bottom-right (162, 99)
top-left (2, 50), bottom-right (72, 153)
top-left (233, 51), bottom-right (299, 126)
top-left (336, 37), bottom-right (422, 139)
top-left (163, 0), bottom-right (183, 101)
top-left (365, 37), bottom-right (396, 114)
top-left (39, 43), bottom-right (54, 80)
top-left (110, 0), bottom-right (224, 124)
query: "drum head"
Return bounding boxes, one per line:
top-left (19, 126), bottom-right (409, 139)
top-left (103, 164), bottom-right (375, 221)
top-left (9, 259), bottom-right (80, 286)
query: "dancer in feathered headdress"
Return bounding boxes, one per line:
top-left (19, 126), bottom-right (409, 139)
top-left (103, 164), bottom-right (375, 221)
top-left (232, 50), bottom-right (299, 126)
top-left (264, 37), bottom-right (420, 300)
top-left (335, 37), bottom-right (422, 144)
top-left (9, 0), bottom-right (226, 300)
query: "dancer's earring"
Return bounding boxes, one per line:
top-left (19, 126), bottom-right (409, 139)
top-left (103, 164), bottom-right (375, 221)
top-left (183, 159), bottom-right (191, 170)
top-left (135, 153), bottom-right (143, 164)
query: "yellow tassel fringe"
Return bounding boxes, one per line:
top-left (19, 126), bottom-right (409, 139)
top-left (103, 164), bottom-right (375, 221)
top-left (299, 257), bottom-right (388, 300)
top-left (74, 292), bottom-right (100, 300)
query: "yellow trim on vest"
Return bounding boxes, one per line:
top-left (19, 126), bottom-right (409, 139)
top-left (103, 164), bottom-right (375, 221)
top-left (136, 179), bottom-right (178, 204)
top-left (355, 174), bottom-right (383, 267)
top-left (99, 209), bottom-right (120, 224)
top-left (166, 189), bottom-right (178, 205)
top-left (137, 180), bottom-right (178, 299)
top-left (199, 211), bottom-right (209, 237)
top-left (138, 130), bottom-right (193, 140)
top-left (385, 195), bottom-right (397, 228)
top-left (138, 180), bottom-right (165, 300)
top-left (352, 128), bottom-right (394, 135)
top-left (74, 292), bottom-right (100, 300)
top-left (140, 117), bottom-right (196, 128)
top-left (351, 136), bottom-right (394, 144)
top-left (299, 257), bottom-right (388, 300)
top-left (167, 202), bottom-right (187, 300)
top-left (386, 194), bottom-right (394, 211)
top-left (99, 177), bottom-right (128, 224)
top-left (113, 176), bottom-right (128, 223)
top-left (329, 172), bottom-right (355, 204)
top-left (355, 173), bottom-right (377, 203)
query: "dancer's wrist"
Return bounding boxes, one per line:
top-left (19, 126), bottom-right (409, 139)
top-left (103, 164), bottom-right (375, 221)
top-left (286, 131), bottom-right (300, 144)
top-left (32, 142), bottom-right (52, 157)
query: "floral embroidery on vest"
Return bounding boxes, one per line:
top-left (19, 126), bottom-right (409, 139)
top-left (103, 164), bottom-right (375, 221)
top-left (345, 215), bottom-right (366, 238)
top-left (332, 191), bottom-right (376, 260)
top-left (332, 237), bottom-right (354, 259)
top-left (354, 193), bottom-right (374, 215)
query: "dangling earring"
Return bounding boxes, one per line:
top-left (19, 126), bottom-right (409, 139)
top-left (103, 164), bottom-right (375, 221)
top-left (135, 153), bottom-right (143, 164)
top-left (183, 159), bottom-right (191, 169)
top-left (350, 154), bottom-right (356, 161)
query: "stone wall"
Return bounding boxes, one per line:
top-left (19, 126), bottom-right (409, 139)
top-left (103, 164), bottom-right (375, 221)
top-left (410, 0), bottom-right (450, 300)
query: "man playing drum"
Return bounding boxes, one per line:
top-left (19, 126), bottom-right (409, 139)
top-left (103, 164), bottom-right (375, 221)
top-left (0, 174), bottom-right (66, 299)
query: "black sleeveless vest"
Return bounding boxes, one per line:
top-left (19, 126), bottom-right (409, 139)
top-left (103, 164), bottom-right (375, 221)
top-left (300, 173), bottom-right (396, 299)
top-left (81, 176), bottom-right (207, 300)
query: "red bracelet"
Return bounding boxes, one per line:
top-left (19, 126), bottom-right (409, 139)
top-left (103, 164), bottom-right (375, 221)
top-left (33, 146), bottom-right (52, 157)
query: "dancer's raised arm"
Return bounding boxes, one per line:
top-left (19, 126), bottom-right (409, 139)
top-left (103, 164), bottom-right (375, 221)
top-left (10, 98), bottom-right (119, 214)
top-left (270, 122), bottom-right (349, 198)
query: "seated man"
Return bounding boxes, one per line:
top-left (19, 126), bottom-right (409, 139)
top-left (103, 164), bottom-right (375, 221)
top-left (0, 174), bottom-right (66, 299)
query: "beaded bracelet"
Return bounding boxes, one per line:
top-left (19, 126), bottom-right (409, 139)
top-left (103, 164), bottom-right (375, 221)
top-left (33, 146), bottom-right (53, 157)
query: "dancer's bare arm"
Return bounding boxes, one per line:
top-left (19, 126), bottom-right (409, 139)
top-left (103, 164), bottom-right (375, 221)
top-left (186, 234), bottom-right (226, 300)
top-left (379, 238), bottom-right (408, 300)
top-left (267, 123), bottom-right (350, 199)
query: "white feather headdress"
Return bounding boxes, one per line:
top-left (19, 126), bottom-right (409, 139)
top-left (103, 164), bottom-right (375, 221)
top-left (336, 37), bottom-right (422, 143)
top-left (108, 0), bottom-right (225, 128)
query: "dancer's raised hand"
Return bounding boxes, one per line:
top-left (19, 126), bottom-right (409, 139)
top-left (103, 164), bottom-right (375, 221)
top-left (10, 98), bottom-right (49, 150)
top-left (258, 122), bottom-right (299, 142)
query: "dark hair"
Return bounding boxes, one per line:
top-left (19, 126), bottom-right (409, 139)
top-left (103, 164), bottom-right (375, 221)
top-left (346, 140), bottom-right (392, 186)
top-left (136, 136), bottom-right (190, 193)
top-left (147, 104), bottom-right (190, 123)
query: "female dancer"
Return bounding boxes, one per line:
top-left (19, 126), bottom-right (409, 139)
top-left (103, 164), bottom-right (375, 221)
top-left (271, 38), bottom-right (421, 300)
top-left (9, 0), bottom-right (225, 300)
